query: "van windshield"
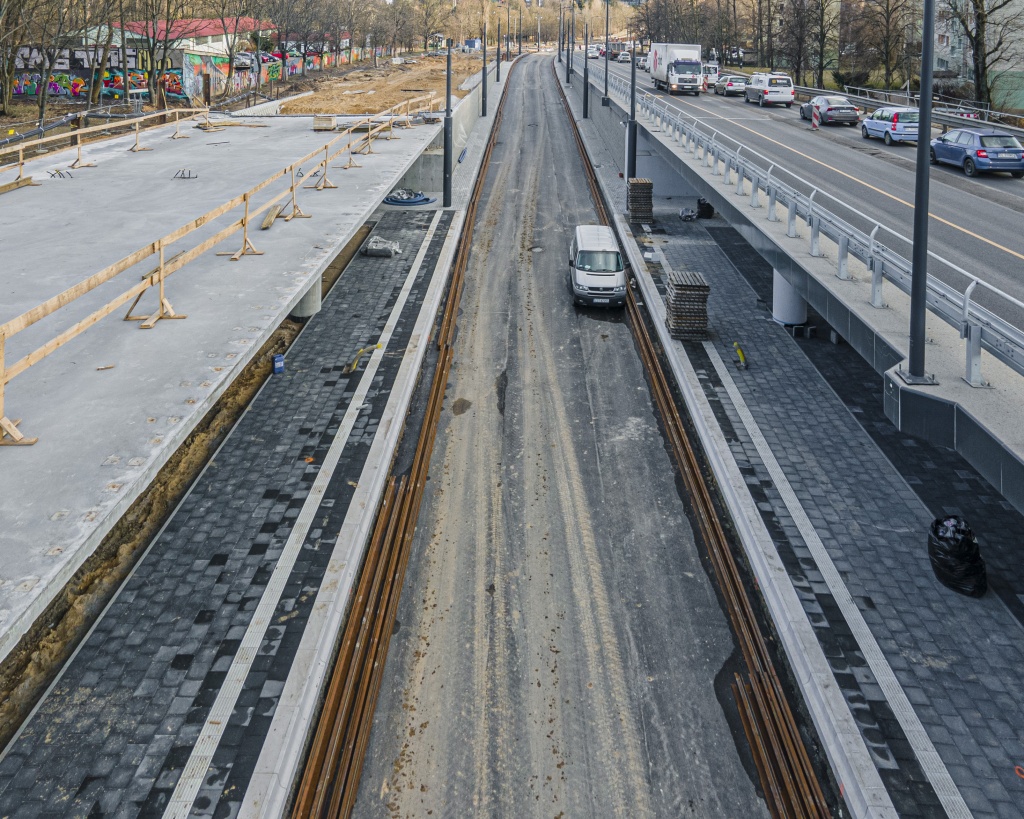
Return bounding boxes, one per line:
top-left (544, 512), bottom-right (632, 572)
top-left (577, 250), bottom-right (623, 272)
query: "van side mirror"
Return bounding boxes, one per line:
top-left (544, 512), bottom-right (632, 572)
top-left (569, 258), bottom-right (575, 267)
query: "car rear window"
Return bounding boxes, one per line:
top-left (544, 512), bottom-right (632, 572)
top-left (895, 111), bottom-right (920, 123)
top-left (980, 135), bottom-right (1022, 149)
top-left (768, 77), bottom-right (791, 87)
top-left (826, 97), bottom-right (849, 105)
top-left (577, 251), bottom-right (622, 272)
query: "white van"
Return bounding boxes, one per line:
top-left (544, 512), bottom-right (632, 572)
top-left (568, 225), bottom-right (627, 307)
top-left (744, 72), bottom-right (795, 107)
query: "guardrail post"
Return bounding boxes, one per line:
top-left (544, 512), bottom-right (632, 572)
top-left (837, 235), bottom-right (850, 279)
top-left (809, 216), bottom-right (822, 256)
top-left (750, 177), bottom-right (760, 208)
top-left (871, 261), bottom-right (885, 307)
top-left (767, 187), bottom-right (778, 221)
top-left (712, 148), bottom-right (721, 175)
top-left (723, 156), bottom-right (732, 185)
top-left (787, 199), bottom-right (798, 237)
top-left (963, 324), bottom-right (985, 386)
top-left (735, 166), bottom-right (744, 196)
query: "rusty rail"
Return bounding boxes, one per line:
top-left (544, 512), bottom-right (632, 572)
top-left (552, 60), bottom-right (831, 819)
top-left (290, 66), bottom-right (516, 819)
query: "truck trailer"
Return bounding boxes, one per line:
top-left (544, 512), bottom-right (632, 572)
top-left (649, 43), bottom-right (702, 95)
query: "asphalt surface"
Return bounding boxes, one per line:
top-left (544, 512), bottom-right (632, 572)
top-left (602, 62), bottom-right (1024, 325)
top-left (354, 55), bottom-right (771, 818)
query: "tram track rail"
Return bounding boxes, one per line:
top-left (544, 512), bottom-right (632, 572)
top-left (289, 59), bottom-right (520, 819)
top-left (551, 62), bottom-right (831, 819)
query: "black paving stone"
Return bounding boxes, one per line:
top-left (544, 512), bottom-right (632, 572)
top-left (0, 211), bottom-right (456, 817)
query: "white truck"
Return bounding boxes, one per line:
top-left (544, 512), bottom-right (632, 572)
top-left (649, 43), bottom-right (702, 95)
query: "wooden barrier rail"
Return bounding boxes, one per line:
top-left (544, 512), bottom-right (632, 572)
top-left (0, 93), bottom-right (442, 445)
top-left (0, 108), bottom-right (210, 195)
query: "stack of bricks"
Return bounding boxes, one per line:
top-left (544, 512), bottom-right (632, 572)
top-left (665, 269), bottom-right (711, 340)
top-left (627, 178), bottom-right (653, 223)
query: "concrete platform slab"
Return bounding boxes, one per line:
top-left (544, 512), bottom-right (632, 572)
top-left (0, 112), bottom-right (440, 663)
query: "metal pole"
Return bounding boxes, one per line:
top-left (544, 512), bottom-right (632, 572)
top-left (906, 0), bottom-right (937, 382)
top-left (627, 46), bottom-right (637, 183)
top-left (558, 10), bottom-right (562, 63)
top-left (482, 17), bottom-right (487, 116)
top-left (497, 20), bottom-right (501, 83)
top-left (565, 6), bottom-right (571, 84)
top-left (603, 0), bottom-right (609, 103)
top-left (506, 3), bottom-right (510, 61)
top-left (583, 24), bottom-right (589, 118)
top-left (537, 14), bottom-right (541, 53)
top-left (443, 39), bottom-right (453, 208)
top-left (518, 7), bottom-right (522, 55)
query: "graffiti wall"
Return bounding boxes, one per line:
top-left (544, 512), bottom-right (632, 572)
top-left (181, 52), bottom-right (281, 99)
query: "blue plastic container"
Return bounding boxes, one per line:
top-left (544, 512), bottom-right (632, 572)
top-left (272, 354), bottom-right (285, 374)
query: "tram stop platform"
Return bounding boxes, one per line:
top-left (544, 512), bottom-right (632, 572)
top-left (0, 60), bottom-right (516, 818)
top-left (566, 75), bottom-right (1024, 819)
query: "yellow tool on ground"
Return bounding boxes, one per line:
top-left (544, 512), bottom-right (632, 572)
top-left (733, 341), bottom-right (748, 369)
top-left (344, 343), bottom-right (382, 374)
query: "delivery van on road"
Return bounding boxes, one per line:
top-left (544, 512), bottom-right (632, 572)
top-left (568, 225), bottom-right (628, 308)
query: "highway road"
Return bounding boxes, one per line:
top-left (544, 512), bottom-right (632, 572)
top-left (354, 54), bottom-right (773, 818)
top-left (602, 61), bottom-right (1024, 325)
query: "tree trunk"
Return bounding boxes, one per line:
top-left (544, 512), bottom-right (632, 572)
top-left (91, 27), bottom-right (116, 106)
top-left (973, 10), bottom-right (988, 105)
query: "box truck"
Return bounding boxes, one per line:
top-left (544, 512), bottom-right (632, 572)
top-left (649, 43), bottom-right (702, 95)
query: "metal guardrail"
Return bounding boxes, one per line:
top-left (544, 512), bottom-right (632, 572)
top-left (597, 67), bottom-right (1024, 387)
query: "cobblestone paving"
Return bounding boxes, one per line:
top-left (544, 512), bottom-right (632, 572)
top-left (0, 209), bottom-right (455, 819)
top-left (637, 210), bottom-right (1024, 819)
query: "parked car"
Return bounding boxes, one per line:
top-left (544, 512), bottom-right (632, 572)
top-left (617, 51), bottom-right (632, 63)
top-left (861, 106), bottom-right (919, 145)
top-left (799, 95), bottom-right (860, 125)
top-left (713, 74), bottom-right (747, 96)
top-left (930, 128), bottom-right (1024, 178)
top-left (743, 73), bottom-right (794, 107)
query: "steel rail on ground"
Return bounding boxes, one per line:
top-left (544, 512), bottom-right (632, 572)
top-left (552, 59), bottom-right (831, 819)
top-left (289, 57), bottom-right (521, 819)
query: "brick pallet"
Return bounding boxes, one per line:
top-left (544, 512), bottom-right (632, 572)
top-left (665, 269), bottom-right (710, 340)
top-left (628, 177), bottom-right (653, 222)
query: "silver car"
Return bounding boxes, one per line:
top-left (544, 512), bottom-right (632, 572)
top-left (714, 75), bottom-right (747, 96)
top-left (861, 106), bottom-right (919, 145)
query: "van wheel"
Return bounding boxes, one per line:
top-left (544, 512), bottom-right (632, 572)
top-left (883, 131), bottom-right (893, 146)
top-left (785, 102), bottom-right (792, 108)
top-left (758, 96), bottom-right (764, 107)
top-left (964, 157), bottom-right (978, 177)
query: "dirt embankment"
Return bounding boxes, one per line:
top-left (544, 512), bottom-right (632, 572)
top-left (281, 53), bottom-right (483, 115)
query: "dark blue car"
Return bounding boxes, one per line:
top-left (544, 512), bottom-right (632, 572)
top-left (930, 127), bottom-right (1024, 178)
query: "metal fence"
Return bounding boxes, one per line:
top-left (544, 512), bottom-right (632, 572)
top-left (596, 67), bottom-right (1024, 387)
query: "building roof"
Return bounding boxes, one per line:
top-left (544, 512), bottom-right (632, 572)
top-left (115, 17), bottom-right (272, 41)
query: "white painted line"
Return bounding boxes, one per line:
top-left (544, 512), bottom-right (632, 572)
top-left (625, 238), bottom-right (896, 819)
top-left (162, 210), bottom-right (445, 819)
top-left (700, 339), bottom-right (972, 819)
top-left (237, 210), bottom-right (464, 819)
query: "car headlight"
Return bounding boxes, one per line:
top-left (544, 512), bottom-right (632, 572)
top-left (613, 285), bottom-right (626, 293)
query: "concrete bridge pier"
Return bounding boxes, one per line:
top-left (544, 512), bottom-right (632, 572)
top-left (290, 279), bottom-right (322, 319)
top-left (772, 268), bottom-right (806, 326)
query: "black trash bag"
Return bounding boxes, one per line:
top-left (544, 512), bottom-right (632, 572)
top-left (927, 516), bottom-right (987, 597)
top-left (697, 198), bottom-right (715, 219)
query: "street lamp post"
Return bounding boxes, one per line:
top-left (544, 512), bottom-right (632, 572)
top-left (518, 6), bottom-right (522, 56)
top-left (583, 23), bottom-right (589, 118)
top-left (497, 19), bottom-right (501, 83)
top-left (603, 0), bottom-right (609, 104)
top-left (443, 38), bottom-right (453, 208)
top-left (482, 16), bottom-right (487, 116)
top-left (905, 0), bottom-right (938, 383)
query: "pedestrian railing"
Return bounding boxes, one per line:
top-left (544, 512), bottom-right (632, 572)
top-left (595, 67), bottom-right (1024, 388)
top-left (0, 94), bottom-right (440, 446)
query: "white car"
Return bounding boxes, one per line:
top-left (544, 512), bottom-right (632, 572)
top-left (617, 51), bottom-right (631, 63)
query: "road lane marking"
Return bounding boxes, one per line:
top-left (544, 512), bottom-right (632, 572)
top-left (615, 73), bottom-right (1024, 263)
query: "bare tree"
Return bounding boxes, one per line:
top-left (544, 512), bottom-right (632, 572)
top-left (209, 0), bottom-right (257, 99)
top-left (941, 0), bottom-right (1024, 105)
top-left (416, 0), bottom-right (453, 50)
top-left (858, 0), bottom-right (911, 89)
top-left (0, 0), bottom-right (33, 116)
